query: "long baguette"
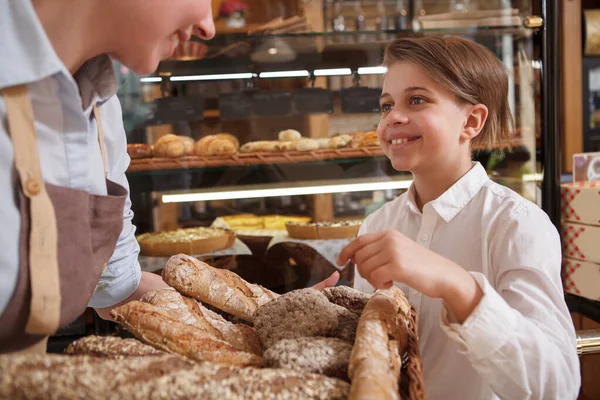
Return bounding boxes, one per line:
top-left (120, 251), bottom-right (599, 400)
top-left (162, 254), bottom-right (278, 322)
top-left (348, 287), bottom-right (411, 400)
top-left (111, 301), bottom-right (263, 367)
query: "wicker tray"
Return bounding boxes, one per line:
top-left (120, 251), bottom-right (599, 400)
top-left (127, 147), bottom-right (385, 173)
top-left (403, 307), bottom-right (425, 400)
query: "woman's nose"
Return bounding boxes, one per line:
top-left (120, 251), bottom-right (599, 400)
top-left (386, 109), bottom-right (409, 126)
top-left (194, 8), bottom-right (216, 40)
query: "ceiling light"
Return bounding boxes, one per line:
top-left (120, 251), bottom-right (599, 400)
top-left (139, 77), bottom-right (163, 83)
top-left (357, 66), bottom-right (387, 75)
top-left (314, 68), bottom-right (352, 77)
top-left (259, 70), bottom-right (310, 78)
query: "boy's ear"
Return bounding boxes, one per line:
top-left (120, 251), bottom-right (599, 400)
top-left (461, 104), bottom-right (488, 141)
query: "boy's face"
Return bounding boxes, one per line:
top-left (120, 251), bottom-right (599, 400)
top-left (108, 0), bottom-right (215, 75)
top-left (377, 61), bottom-right (473, 174)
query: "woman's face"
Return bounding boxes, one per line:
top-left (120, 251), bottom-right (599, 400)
top-left (107, 0), bottom-right (215, 75)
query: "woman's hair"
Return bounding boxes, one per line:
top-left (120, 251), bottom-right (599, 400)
top-left (383, 36), bottom-right (514, 150)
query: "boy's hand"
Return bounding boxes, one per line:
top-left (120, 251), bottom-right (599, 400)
top-left (337, 230), bottom-right (482, 322)
top-left (311, 271), bottom-right (340, 291)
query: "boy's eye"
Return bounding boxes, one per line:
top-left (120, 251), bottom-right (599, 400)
top-left (380, 103), bottom-right (393, 112)
top-left (409, 96), bottom-right (426, 105)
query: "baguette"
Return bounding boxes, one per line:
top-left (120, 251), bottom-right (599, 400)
top-left (182, 296), bottom-right (263, 355)
top-left (141, 288), bottom-right (262, 355)
top-left (348, 287), bottom-right (411, 400)
top-left (110, 301), bottom-right (263, 367)
top-left (162, 254), bottom-right (278, 322)
top-left (64, 335), bottom-right (165, 359)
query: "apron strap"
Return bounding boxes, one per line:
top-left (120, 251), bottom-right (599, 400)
top-left (2, 85), bottom-right (61, 335)
top-left (92, 105), bottom-right (108, 178)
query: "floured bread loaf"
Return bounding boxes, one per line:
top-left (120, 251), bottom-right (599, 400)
top-left (111, 301), bottom-right (263, 367)
top-left (141, 288), bottom-right (262, 355)
top-left (348, 287), bottom-right (411, 400)
top-left (162, 254), bottom-right (278, 322)
top-left (254, 288), bottom-right (338, 348)
top-left (264, 337), bottom-right (352, 381)
top-left (64, 335), bottom-right (164, 359)
top-left (0, 354), bottom-right (350, 400)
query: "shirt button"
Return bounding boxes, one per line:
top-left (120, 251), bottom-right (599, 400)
top-left (420, 233), bottom-right (430, 242)
top-left (25, 178), bottom-right (42, 196)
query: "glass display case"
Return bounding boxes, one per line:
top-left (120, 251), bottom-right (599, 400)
top-left (113, 0), bottom-right (559, 292)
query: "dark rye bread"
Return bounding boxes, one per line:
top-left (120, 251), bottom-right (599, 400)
top-left (323, 285), bottom-right (370, 316)
top-left (0, 354), bottom-right (350, 400)
top-left (253, 288), bottom-right (338, 348)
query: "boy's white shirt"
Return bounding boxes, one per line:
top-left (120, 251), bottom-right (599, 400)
top-left (354, 162), bottom-right (580, 400)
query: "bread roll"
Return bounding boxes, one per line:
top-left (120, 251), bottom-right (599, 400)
top-left (195, 133), bottom-right (239, 156)
top-left (315, 138), bottom-right (330, 149)
top-left (278, 129), bottom-right (302, 142)
top-left (154, 134), bottom-right (186, 158)
top-left (358, 131), bottom-right (379, 147)
top-left (178, 136), bottom-right (195, 155)
top-left (215, 132), bottom-right (240, 148)
top-left (329, 134), bottom-right (352, 149)
top-left (127, 143), bottom-right (153, 159)
top-left (293, 138), bottom-right (319, 152)
top-left (111, 301), bottom-right (263, 367)
top-left (162, 254), bottom-right (279, 322)
top-left (348, 287), bottom-right (411, 400)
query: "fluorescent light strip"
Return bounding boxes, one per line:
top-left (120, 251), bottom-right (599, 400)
top-left (259, 70), bottom-right (309, 78)
top-left (170, 73), bottom-right (255, 82)
top-left (357, 66), bottom-right (387, 75)
top-left (314, 68), bottom-right (352, 77)
top-left (162, 180), bottom-right (413, 203)
top-left (140, 77), bottom-right (163, 83)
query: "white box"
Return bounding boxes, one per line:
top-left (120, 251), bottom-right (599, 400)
top-left (561, 222), bottom-right (600, 264)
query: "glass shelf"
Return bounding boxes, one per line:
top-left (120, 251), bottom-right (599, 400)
top-left (150, 26), bottom-right (536, 77)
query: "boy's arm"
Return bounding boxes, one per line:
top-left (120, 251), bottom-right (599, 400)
top-left (441, 207), bottom-right (580, 400)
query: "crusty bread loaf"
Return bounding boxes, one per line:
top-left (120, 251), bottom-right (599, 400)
top-left (324, 285), bottom-right (371, 316)
top-left (141, 288), bottom-right (199, 327)
top-left (182, 296), bottom-right (263, 355)
top-left (162, 254), bottom-right (278, 322)
top-left (263, 337), bottom-right (352, 381)
top-left (0, 354), bottom-right (349, 400)
top-left (348, 287), bottom-right (411, 400)
top-left (110, 301), bottom-right (263, 367)
top-left (64, 335), bottom-right (164, 359)
top-left (195, 133), bottom-right (239, 156)
top-left (292, 138), bottom-right (319, 152)
top-left (328, 134), bottom-right (353, 149)
top-left (153, 134), bottom-right (186, 158)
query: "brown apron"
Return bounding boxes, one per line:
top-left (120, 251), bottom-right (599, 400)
top-left (0, 85), bottom-right (128, 353)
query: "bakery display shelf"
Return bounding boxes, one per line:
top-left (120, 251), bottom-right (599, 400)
top-left (127, 147), bottom-right (385, 173)
top-left (566, 293), bottom-right (600, 325)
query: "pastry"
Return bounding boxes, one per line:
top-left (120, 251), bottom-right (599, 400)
top-left (285, 220), bottom-right (362, 240)
top-left (253, 288), bottom-right (338, 348)
top-left (126, 143), bottom-right (153, 159)
top-left (110, 301), bottom-right (263, 367)
top-left (153, 134), bottom-right (186, 158)
top-left (194, 133), bottom-right (239, 156)
top-left (278, 129), bottom-right (302, 142)
top-left (315, 138), bottom-right (331, 149)
top-left (161, 254), bottom-right (279, 322)
top-left (348, 287), bottom-right (411, 400)
top-left (136, 227), bottom-right (235, 257)
top-left (328, 134), bottom-right (353, 149)
top-left (358, 130), bottom-right (379, 147)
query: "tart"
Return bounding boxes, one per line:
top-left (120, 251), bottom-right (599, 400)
top-left (285, 220), bottom-right (362, 240)
top-left (137, 227), bottom-right (235, 257)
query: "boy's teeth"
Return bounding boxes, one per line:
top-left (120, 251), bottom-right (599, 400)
top-left (391, 138), bottom-right (408, 145)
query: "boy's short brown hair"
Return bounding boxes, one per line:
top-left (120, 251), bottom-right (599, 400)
top-left (383, 36), bottom-right (514, 150)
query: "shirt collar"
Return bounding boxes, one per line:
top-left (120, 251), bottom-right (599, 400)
top-left (0, 1), bottom-right (64, 89)
top-left (404, 162), bottom-right (489, 222)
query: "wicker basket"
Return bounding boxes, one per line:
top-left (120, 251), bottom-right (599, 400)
top-left (402, 307), bottom-right (426, 400)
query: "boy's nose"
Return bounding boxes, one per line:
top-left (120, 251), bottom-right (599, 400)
top-left (386, 111), bottom-right (409, 126)
top-left (194, 8), bottom-right (215, 40)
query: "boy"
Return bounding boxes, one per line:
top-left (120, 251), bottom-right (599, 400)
top-left (338, 37), bottom-right (580, 399)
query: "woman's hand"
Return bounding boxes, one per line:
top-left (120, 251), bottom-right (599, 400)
top-left (337, 230), bottom-right (482, 323)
